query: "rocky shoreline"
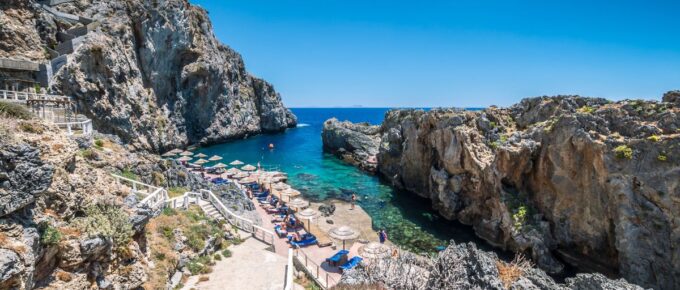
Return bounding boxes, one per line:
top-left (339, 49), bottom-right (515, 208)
top-left (323, 94), bottom-right (680, 290)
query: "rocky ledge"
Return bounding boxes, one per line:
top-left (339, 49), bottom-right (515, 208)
top-left (340, 241), bottom-right (645, 290)
top-left (322, 118), bottom-right (381, 173)
top-left (2, 0), bottom-right (297, 151)
top-left (323, 94), bottom-right (680, 290)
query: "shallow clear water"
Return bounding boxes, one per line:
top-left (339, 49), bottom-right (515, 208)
top-left (196, 108), bottom-right (495, 254)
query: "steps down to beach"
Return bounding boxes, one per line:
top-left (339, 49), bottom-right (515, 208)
top-left (198, 201), bottom-right (252, 241)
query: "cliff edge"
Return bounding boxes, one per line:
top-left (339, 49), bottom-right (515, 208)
top-left (323, 94), bottom-right (680, 290)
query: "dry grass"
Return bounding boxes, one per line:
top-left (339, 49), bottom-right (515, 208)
top-left (55, 270), bottom-right (72, 282)
top-left (496, 254), bottom-right (533, 289)
top-left (58, 226), bottom-right (82, 239)
top-left (198, 275), bottom-right (210, 282)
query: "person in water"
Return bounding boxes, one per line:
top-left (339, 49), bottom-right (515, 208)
top-left (350, 193), bottom-right (357, 210)
top-left (379, 229), bottom-right (388, 244)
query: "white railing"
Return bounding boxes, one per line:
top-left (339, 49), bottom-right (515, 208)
top-left (166, 189), bottom-right (277, 249)
top-left (111, 174), bottom-right (168, 210)
top-left (284, 248), bottom-right (295, 290)
top-left (0, 89), bottom-right (69, 103)
top-left (54, 119), bottom-right (92, 136)
top-left (293, 249), bottom-right (339, 289)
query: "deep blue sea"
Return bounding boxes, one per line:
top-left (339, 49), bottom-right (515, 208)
top-left (196, 108), bottom-right (494, 254)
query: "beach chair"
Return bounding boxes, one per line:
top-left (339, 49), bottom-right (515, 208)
top-left (290, 234), bottom-right (317, 248)
top-left (339, 256), bottom-right (363, 272)
top-left (274, 225), bottom-right (287, 238)
top-left (325, 250), bottom-right (349, 266)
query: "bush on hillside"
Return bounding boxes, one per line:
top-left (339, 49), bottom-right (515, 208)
top-left (613, 145), bottom-right (633, 159)
top-left (0, 101), bottom-right (31, 119)
top-left (74, 204), bottom-right (134, 252)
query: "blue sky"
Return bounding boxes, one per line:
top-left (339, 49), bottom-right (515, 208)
top-left (190, 0), bottom-right (680, 108)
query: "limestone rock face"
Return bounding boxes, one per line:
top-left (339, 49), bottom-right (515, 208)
top-left (322, 118), bottom-right (381, 173)
top-left (324, 96), bottom-right (679, 290)
top-left (2, 0), bottom-right (296, 151)
top-left (0, 143), bottom-right (54, 217)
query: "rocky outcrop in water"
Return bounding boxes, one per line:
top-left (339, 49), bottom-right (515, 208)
top-left (323, 94), bottom-right (680, 289)
top-left (340, 241), bottom-right (645, 290)
top-left (1, 0), bottom-right (297, 151)
top-left (322, 118), bottom-right (381, 173)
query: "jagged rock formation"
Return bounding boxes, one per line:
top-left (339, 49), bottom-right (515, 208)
top-left (323, 95), bottom-right (680, 290)
top-left (340, 241), bottom-right (645, 290)
top-left (1, 0), bottom-right (297, 151)
top-left (322, 118), bottom-right (381, 173)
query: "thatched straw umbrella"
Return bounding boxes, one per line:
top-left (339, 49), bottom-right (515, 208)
top-left (230, 160), bottom-right (244, 166)
top-left (179, 150), bottom-right (194, 156)
top-left (195, 153), bottom-right (208, 158)
top-left (241, 164), bottom-right (257, 171)
top-left (329, 226), bottom-right (360, 250)
top-left (359, 242), bottom-right (391, 260)
top-left (296, 208), bottom-right (320, 233)
top-left (208, 155), bottom-right (223, 161)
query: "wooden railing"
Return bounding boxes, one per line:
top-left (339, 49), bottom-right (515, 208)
top-left (166, 189), bottom-right (277, 249)
top-left (0, 90), bottom-right (69, 103)
top-left (293, 249), bottom-right (339, 289)
top-left (111, 174), bottom-right (168, 211)
top-left (284, 248), bottom-right (295, 290)
top-left (54, 118), bottom-right (93, 136)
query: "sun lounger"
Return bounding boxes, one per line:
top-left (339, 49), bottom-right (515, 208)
top-left (325, 250), bottom-right (349, 266)
top-left (340, 256), bottom-right (363, 272)
top-left (290, 236), bottom-right (317, 248)
top-left (274, 225), bottom-right (287, 238)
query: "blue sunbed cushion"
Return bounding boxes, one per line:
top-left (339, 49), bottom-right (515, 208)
top-left (340, 257), bottom-right (363, 270)
top-left (327, 250), bottom-right (349, 263)
top-left (291, 237), bottom-right (317, 248)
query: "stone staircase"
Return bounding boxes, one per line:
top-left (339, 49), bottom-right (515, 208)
top-left (199, 201), bottom-right (252, 240)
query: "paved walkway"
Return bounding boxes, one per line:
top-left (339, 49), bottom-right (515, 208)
top-left (182, 238), bottom-right (288, 290)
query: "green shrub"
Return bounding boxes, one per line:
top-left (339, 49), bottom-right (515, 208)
top-left (231, 237), bottom-right (244, 245)
top-left (74, 204), bottom-right (134, 252)
top-left (578, 106), bottom-right (595, 114)
top-left (214, 253), bottom-right (222, 261)
top-left (94, 139), bottom-right (104, 147)
top-left (162, 207), bottom-right (177, 216)
top-left (41, 225), bottom-right (62, 246)
top-left (221, 249), bottom-right (232, 258)
top-left (159, 225), bottom-right (174, 241)
top-left (19, 122), bottom-right (43, 133)
top-left (0, 101), bottom-right (32, 119)
top-left (120, 169), bottom-right (138, 181)
top-left (80, 149), bottom-right (99, 160)
top-left (657, 153), bottom-right (667, 162)
top-left (168, 187), bottom-right (188, 198)
top-left (647, 135), bottom-right (661, 142)
top-left (613, 145), bottom-right (633, 159)
top-left (512, 205), bottom-right (528, 232)
top-left (151, 171), bottom-right (165, 186)
top-left (154, 251), bottom-right (166, 261)
top-left (489, 121), bottom-right (497, 129)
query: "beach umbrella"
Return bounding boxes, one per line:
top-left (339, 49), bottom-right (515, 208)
top-left (296, 208), bottom-right (320, 233)
top-left (176, 156), bottom-right (193, 162)
top-left (239, 177), bottom-right (257, 184)
top-left (272, 182), bottom-right (290, 191)
top-left (194, 158), bottom-right (209, 165)
top-left (270, 176), bottom-right (285, 183)
top-left (179, 150), bottom-right (194, 156)
top-left (280, 188), bottom-right (301, 202)
top-left (161, 151), bottom-right (177, 158)
top-left (359, 242), bottom-right (391, 260)
top-left (287, 198), bottom-right (309, 210)
top-left (225, 168), bottom-right (241, 175)
top-left (168, 149), bottom-right (184, 154)
top-left (329, 225), bottom-right (360, 250)
top-left (208, 155), bottom-right (223, 161)
top-left (241, 164), bottom-right (257, 171)
top-left (195, 153), bottom-right (208, 158)
top-left (230, 160), bottom-right (244, 166)
top-left (232, 172), bottom-right (249, 179)
top-left (212, 162), bottom-right (228, 169)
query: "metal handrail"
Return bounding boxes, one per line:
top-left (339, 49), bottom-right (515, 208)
top-left (284, 249), bottom-right (295, 290)
top-left (293, 248), bottom-right (339, 289)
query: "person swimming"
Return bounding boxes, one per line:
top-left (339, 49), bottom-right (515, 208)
top-left (269, 143), bottom-right (275, 149)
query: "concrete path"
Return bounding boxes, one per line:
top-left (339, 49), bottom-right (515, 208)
top-left (182, 238), bottom-right (287, 290)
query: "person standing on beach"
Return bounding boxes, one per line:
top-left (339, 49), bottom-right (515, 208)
top-left (379, 229), bottom-right (388, 244)
top-left (350, 193), bottom-right (357, 210)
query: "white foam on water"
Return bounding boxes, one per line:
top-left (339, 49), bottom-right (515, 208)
top-left (296, 123), bottom-right (310, 127)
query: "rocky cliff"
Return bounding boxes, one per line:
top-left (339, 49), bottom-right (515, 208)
top-left (322, 118), bottom-right (381, 173)
top-left (323, 95), bottom-right (680, 290)
top-left (1, 0), bottom-right (297, 151)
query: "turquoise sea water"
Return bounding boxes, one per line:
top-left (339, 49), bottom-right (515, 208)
top-left (196, 108), bottom-right (494, 254)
